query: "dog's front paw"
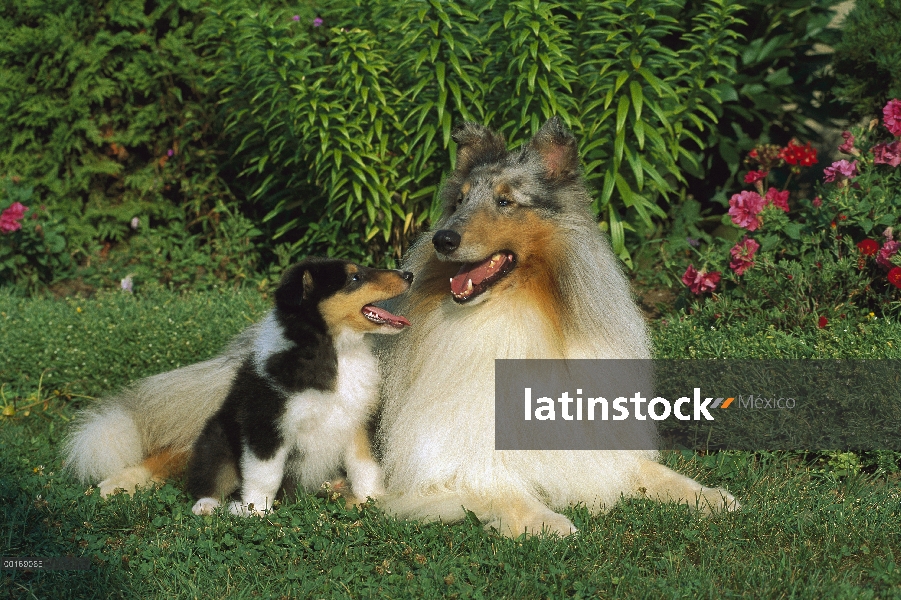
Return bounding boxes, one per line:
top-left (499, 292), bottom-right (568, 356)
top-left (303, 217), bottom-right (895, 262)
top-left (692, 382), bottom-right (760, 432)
top-left (192, 497), bottom-right (221, 516)
top-left (487, 508), bottom-right (578, 538)
top-left (227, 500), bottom-right (271, 517)
top-left (98, 466), bottom-right (154, 497)
top-left (697, 487), bottom-right (740, 514)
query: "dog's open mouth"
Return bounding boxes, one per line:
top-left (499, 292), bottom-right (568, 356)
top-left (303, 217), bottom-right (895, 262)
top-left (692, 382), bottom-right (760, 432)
top-left (449, 251), bottom-right (516, 303)
top-left (362, 305), bottom-right (411, 329)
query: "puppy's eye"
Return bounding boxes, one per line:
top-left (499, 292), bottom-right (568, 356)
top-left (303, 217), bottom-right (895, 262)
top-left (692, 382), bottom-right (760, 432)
top-left (456, 193), bottom-right (464, 206)
top-left (350, 273), bottom-right (361, 283)
top-left (496, 196), bottom-right (513, 208)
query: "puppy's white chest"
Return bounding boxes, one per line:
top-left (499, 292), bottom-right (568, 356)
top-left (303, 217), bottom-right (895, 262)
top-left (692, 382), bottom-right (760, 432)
top-left (280, 331), bottom-right (379, 441)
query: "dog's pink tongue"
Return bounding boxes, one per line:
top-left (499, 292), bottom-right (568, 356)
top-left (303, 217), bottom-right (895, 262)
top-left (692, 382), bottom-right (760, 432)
top-left (449, 252), bottom-right (511, 296)
top-left (362, 305), bottom-right (411, 328)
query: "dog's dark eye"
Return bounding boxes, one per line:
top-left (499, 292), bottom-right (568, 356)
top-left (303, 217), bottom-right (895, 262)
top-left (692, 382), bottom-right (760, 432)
top-left (350, 273), bottom-right (361, 283)
top-left (456, 193), bottom-right (464, 206)
top-left (496, 196), bottom-right (513, 208)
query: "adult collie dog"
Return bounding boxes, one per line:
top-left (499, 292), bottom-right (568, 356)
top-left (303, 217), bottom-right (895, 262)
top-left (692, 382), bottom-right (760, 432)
top-left (375, 117), bottom-right (737, 536)
top-left (64, 117), bottom-right (736, 535)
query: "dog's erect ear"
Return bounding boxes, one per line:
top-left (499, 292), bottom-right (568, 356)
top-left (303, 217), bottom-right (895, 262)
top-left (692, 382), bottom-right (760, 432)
top-left (529, 116), bottom-right (579, 180)
top-left (275, 267), bottom-right (314, 309)
top-left (301, 270), bottom-right (314, 299)
top-left (452, 122), bottom-right (507, 175)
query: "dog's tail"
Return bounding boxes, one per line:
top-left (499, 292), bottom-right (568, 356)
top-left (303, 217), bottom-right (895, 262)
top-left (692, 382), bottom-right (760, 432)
top-left (63, 325), bottom-right (257, 485)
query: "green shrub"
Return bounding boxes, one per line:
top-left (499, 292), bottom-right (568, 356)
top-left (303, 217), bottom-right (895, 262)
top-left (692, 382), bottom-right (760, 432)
top-left (833, 0), bottom-right (901, 121)
top-left (209, 0), bottom-right (743, 267)
top-left (0, 0), bottom-right (231, 263)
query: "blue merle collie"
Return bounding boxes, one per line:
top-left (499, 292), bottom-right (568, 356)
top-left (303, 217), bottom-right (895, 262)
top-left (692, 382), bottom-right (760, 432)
top-left (186, 258), bottom-right (412, 516)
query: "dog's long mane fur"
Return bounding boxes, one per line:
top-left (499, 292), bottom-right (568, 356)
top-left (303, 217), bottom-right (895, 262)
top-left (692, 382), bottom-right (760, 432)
top-left (376, 119), bottom-right (657, 525)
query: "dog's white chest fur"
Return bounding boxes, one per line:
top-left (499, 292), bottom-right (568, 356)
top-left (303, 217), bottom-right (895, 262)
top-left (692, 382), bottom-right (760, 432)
top-left (276, 329), bottom-right (380, 491)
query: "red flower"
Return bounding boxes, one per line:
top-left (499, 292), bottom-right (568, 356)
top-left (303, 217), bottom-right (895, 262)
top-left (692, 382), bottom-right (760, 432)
top-left (682, 265), bottom-right (721, 294)
top-left (729, 237), bottom-right (760, 275)
top-left (779, 140), bottom-right (818, 167)
top-left (764, 187), bottom-right (789, 212)
top-left (818, 316), bottom-right (828, 329)
top-left (873, 141), bottom-right (901, 167)
top-left (889, 267), bottom-right (901, 289)
top-left (744, 170), bottom-right (768, 184)
top-left (0, 202), bottom-right (29, 234)
top-left (728, 190), bottom-right (765, 231)
top-left (812, 196), bottom-right (822, 208)
top-left (883, 99), bottom-right (901, 137)
top-left (857, 239), bottom-right (879, 256)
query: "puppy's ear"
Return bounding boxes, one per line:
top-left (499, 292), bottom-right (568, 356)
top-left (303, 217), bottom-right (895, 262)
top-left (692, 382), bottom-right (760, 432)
top-left (529, 116), bottom-right (579, 180)
top-left (302, 270), bottom-right (314, 299)
top-left (452, 122), bottom-right (507, 175)
top-left (275, 267), bottom-right (314, 309)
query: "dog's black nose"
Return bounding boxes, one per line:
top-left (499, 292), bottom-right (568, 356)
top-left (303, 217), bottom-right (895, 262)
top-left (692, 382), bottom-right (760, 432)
top-left (402, 271), bottom-right (414, 283)
top-left (432, 230), bottom-right (461, 255)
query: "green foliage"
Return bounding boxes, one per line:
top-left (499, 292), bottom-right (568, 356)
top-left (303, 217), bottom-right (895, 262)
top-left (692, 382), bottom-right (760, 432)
top-left (683, 0), bottom-right (845, 200)
top-left (661, 120), bottom-right (901, 330)
top-left (210, 0), bottom-right (743, 267)
top-left (0, 0), bottom-right (232, 259)
top-left (0, 178), bottom-right (73, 293)
top-left (833, 0), bottom-right (901, 121)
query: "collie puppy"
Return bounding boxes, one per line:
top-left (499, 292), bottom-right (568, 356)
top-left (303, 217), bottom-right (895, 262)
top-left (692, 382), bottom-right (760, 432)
top-left (65, 259), bottom-right (412, 510)
top-left (376, 117), bottom-right (738, 537)
top-left (187, 258), bottom-right (412, 515)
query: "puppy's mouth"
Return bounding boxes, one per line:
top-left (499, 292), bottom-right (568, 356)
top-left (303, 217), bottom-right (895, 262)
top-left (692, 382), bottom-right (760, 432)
top-left (449, 251), bottom-right (516, 303)
top-left (362, 305), bottom-right (411, 329)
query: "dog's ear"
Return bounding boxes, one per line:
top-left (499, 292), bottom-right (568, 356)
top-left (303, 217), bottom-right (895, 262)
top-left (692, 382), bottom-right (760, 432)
top-left (452, 122), bottom-right (507, 175)
top-left (275, 267), bottom-right (314, 309)
top-left (529, 116), bottom-right (580, 180)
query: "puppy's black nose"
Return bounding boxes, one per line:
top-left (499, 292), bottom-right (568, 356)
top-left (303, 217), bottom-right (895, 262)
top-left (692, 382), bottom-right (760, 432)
top-left (432, 230), bottom-right (461, 255)
top-left (402, 271), bottom-right (414, 283)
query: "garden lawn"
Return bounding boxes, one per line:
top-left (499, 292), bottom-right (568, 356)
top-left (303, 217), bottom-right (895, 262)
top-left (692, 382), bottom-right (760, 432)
top-left (2, 289), bottom-right (901, 599)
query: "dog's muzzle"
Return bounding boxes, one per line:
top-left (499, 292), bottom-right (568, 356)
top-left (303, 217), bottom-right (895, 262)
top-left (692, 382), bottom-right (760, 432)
top-left (432, 229), bottom-right (461, 255)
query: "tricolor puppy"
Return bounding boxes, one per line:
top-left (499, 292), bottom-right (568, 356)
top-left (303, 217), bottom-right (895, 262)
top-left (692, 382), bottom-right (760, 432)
top-left (185, 258), bottom-right (412, 516)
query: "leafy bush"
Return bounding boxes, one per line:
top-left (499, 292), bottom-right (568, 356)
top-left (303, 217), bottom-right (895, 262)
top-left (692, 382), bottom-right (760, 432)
top-left (664, 100), bottom-right (901, 329)
top-left (0, 0), bottom-right (232, 263)
top-left (833, 0), bottom-right (901, 121)
top-left (0, 178), bottom-right (72, 293)
top-left (681, 0), bottom-right (845, 203)
top-left (209, 0), bottom-right (743, 266)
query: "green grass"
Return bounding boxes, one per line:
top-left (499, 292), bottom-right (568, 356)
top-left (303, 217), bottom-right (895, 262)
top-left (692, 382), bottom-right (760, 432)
top-left (2, 290), bottom-right (901, 598)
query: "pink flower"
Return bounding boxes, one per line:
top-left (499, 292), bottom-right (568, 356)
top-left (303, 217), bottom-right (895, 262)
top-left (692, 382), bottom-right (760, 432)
top-left (682, 265), bottom-right (721, 294)
top-left (729, 237), bottom-right (760, 275)
top-left (873, 141), bottom-right (901, 167)
top-left (883, 99), bottom-right (901, 137)
top-left (838, 131), bottom-right (856, 154)
top-left (764, 187), bottom-right (789, 212)
top-left (728, 190), bottom-right (765, 231)
top-left (823, 159), bottom-right (858, 184)
top-left (877, 240), bottom-right (900, 270)
top-left (812, 196), bottom-right (822, 208)
top-left (313, 17), bottom-right (323, 27)
top-left (0, 202), bottom-right (29, 234)
top-left (744, 170), bottom-right (768, 184)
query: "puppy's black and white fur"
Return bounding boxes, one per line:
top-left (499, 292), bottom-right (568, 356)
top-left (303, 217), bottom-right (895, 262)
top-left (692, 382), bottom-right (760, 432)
top-left (187, 258), bottom-right (412, 516)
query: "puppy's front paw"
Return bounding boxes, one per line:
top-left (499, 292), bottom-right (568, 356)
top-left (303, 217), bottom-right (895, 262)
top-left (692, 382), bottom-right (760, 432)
top-left (227, 500), bottom-right (271, 517)
top-left (192, 497), bottom-right (221, 516)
